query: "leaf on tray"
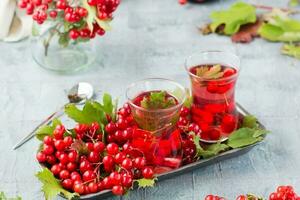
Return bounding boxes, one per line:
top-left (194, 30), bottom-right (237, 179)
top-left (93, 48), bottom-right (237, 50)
top-left (192, 133), bottom-right (229, 159)
top-left (35, 118), bottom-right (62, 141)
top-left (135, 178), bottom-right (157, 188)
top-left (258, 9), bottom-right (300, 42)
top-left (227, 128), bottom-right (269, 148)
top-left (65, 100), bottom-right (107, 125)
top-left (209, 2), bottom-right (256, 35)
top-left (0, 191), bottom-right (22, 200)
top-left (36, 168), bottom-right (78, 200)
top-left (242, 115), bottom-right (259, 129)
top-left (231, 19), bottom-right (263, 43)
top-left (281, 43), bottom-right (300, 58)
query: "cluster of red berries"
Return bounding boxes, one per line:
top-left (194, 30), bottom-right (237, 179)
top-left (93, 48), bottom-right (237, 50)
top-left (269, 185), bottom-right (300, 200)
top-left (36, 104), bottom-right (155, 196)
top-left (18, 0), bottom-right (120, 40)
top-left (204, 185), bottom-right (300, 200)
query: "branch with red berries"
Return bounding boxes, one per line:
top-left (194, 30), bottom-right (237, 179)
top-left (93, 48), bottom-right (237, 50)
top-left (18, 0), bottom-right (120, 54)
top-left (204, 185), bottom-right (299, 200)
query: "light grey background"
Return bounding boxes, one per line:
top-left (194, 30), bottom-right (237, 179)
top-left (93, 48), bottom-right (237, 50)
top-left (1, 0), bottom-right (300, 199)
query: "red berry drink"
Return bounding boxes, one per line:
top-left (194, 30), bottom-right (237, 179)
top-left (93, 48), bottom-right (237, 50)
top-left (126, 79), bottom-right (186, 173)
top-left (185, 51), bottom-right (240, 142)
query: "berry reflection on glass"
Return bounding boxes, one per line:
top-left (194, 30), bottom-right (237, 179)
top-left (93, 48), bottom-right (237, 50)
top-left (126, 78), bottom-right (186, 173)
top-left (185, 51), bottom-right (240, 142)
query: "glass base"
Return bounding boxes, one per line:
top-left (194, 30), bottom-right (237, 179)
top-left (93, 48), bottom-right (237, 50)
top-left (33, 47), bottom-right (95, 73)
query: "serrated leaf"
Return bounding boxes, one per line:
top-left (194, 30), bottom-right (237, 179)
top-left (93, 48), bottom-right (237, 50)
top-left (227, 128), bottom-right (266, 148)
top-left (65, 100), bottom-right (107, 125)
top-left (281, 44), bottom-right (300, 59)
top-left (36, 168), bottom-right (78, 200)
top-left (258, 11), bottom-right (300, 42)
top-left (35, 119), bottom-right (62, 141)
top-left (0, 191), bottom-right (22, 200)
top-left (140, 91), bottom-right (176, 110)
top-left (210, 2), bottom-right (256, 35)
top-left (135, 178), bottom-right (157, 188)
top-left (242, 115), bottom-right (258, 128)
top-left (191, 133), bottom-right (229, 159)
top-left (196, 65), bottom-right (224, 80)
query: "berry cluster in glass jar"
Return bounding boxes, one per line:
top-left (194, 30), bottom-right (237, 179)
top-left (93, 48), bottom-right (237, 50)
top-left (36, 103), bottom-right (155, 196)
top-left (18, 0), bottom-right (120, 40)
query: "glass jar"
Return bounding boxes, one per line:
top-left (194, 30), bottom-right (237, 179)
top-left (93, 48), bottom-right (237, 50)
top-left (185, 51), bottom-right (240, 142)
top-left (126, 78), bottom-right (186, 172)
top-left (31, 21), bottom-right (96, 73)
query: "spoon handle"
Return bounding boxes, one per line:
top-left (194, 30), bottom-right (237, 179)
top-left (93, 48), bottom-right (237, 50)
top-left (13, 105), bottom-right (65, 150)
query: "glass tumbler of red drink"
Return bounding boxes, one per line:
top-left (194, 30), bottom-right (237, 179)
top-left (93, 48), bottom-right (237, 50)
top-left (185, 51), bottom-right (240, 142)
top-left (126, 78), bottom-right (186, 172)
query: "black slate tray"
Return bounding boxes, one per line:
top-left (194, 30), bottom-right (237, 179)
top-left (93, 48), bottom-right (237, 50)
top-left (78, 103), bottom-right (266, 200)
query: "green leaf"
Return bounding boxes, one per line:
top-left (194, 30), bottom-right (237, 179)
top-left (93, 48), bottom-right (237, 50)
top-left (281, 44), bottom-right (300, 59)
top-left (35, 119), bottom-right (62, 141)
top-left (102, 93), bottom-right (114, 116)
top-left (258, 12), bottom-right (300, 42)
top-left (65, 100), bottom-right (107, 125)
top-left (227, 128), bottom-right (267, 148)
top-left (0, 191), bottom-right (22, 200)
top-left (290, 0), bottom-right (299, 6)
top-left (140, 91), bottom-right (176, 109)
top-left (36, 168), bottom-right (78, 200)
top-left (82, 0), bottom-right (97, 32)
top-left (196, 64), bottom-right (224, 79)
top-left (210, 2), bottom-right (256, 35)
top-left (95, 18), bottom-right (112, 31)
top-left (192, 133), bottom-right (229, 159)
top-left (58, 33), bottom-right (70, 48)
top-left (135, 178), bottom-right (157, 188)
top-left (242, 115), bottom-right (258, 128)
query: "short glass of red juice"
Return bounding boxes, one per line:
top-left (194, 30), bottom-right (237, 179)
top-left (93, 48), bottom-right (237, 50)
top-left (126, 78), bottom-right (186, 172)
top-left (185, 51), bottom-right (240, 142)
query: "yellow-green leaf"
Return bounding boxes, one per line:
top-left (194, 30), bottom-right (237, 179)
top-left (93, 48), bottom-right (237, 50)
top-left (135, 178), bottom-right (157, 188)
top-left (281, 44), bottom-right (300, 59)
top-left (95, 18), bottom-right (112, 31)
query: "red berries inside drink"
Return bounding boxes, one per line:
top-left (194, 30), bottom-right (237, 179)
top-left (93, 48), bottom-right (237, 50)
top-left (129, 90), bottom-right (183, 171)
top-left (189, 64), bottom-right (239, 141)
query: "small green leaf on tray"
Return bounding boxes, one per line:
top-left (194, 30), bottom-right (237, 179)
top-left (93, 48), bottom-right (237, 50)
top-left (36, 168), bottom-right (78, 200)
top-left (135, 178), bottom-right (157, 188)
top-left (36, 118), bottom-right (62, 141)
top-left (196, 64), bottom-right (224, 80)
top-left (140, 91), bottom-right (176, 109)
top-left (0, 191), bottom-right (22, 200)
top-left (210, 2), bottom-right (256, 35)
top-left (227, 128), bottom-right (269, 148)
top-left (242, 115), bottom-right (258, 128)
top-left (281, 43), bottom-right (300, 58)
top-left (192, 133), bottom-right (229, 159)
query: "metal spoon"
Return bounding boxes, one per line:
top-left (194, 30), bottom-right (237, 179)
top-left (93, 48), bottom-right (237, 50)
top-left (13, 82), bottom-right (94, 150)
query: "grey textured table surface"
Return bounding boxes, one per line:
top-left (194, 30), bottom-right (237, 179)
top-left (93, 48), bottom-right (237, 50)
top-left (1, 0), bottom-right (300, 199)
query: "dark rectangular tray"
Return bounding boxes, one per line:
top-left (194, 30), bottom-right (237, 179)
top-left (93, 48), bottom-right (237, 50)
top-left (79, 103), bottom-right (266, 200)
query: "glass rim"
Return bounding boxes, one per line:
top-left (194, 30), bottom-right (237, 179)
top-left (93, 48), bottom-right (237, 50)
top-left (126, 78), bottom-right (186, 113)
top-left (184, 50), bottom-right (240, 82)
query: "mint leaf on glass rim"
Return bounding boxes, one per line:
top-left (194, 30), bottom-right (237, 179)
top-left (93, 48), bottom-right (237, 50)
top-left (140, 91), bottom-right (176, 110)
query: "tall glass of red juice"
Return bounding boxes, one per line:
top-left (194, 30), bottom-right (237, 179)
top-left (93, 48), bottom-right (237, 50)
top-left (185, 51), bottom-right (240, 142)
top-left (126, 78), bottom-right (186, 173)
